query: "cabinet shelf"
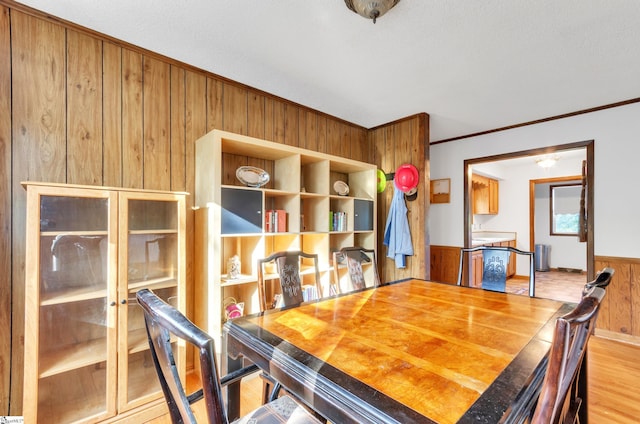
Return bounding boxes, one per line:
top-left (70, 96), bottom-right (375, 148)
top-left (128, 229), bottom-right (178, 235)
top-left (41, 230), bottom-right (109, 237)
top-left (127, 276), bottom-right (178, 291)
top-left (39, 338), bottom-right (107, 378)
top-left (128, 328), bottom-right (151, 354)
top-left (40, 286), bottom-right (108, 306)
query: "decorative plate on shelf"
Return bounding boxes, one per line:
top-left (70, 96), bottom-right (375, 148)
top-left (236, 166), bottom-right (270, 187)
top-left (333, 180), bottom-right (350, 196)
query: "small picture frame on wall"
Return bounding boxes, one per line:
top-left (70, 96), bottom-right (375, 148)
top-left (430, 178), bottom-right (450, 204)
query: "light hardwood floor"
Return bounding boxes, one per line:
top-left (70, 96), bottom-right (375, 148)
top-left (507, 269), bottom-right (586, 303)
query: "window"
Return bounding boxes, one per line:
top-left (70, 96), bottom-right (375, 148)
top-left (550, 184), bottom-right (581, 236)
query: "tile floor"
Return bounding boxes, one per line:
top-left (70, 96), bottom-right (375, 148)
top-left (506, 269), bottom-right (586, 303)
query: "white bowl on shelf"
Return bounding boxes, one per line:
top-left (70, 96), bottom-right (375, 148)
top-left (333, 180), bottom-right (349, 196)
top-left (236, 166), bottom-right (270, 187)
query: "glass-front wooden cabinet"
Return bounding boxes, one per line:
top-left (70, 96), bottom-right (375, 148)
top-left (23, 182), bottom-right (186, 423)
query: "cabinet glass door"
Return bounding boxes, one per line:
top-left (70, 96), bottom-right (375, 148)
top-left (118, 193), bottom-right (185, 411)
top-left (24, 187), bottom-right (118, 423)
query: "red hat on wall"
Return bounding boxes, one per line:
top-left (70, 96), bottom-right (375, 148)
top-left (394, 164), bottom-right (419, 193)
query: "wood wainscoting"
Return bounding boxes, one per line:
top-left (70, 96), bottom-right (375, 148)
top-left (430, 245), bottom-right (461, 284)
top-left (594, 256), bottom-right (640, 343)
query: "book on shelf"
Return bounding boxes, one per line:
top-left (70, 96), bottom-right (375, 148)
top-left (265, 209), bottom-right (288, 232)
top-left (330, 211), bottom-right (347, 232)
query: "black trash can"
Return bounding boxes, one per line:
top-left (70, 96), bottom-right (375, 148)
top-left (535, 244), bottom-right (550, 272)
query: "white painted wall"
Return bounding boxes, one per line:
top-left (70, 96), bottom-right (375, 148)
top-left (534, 181), bottom-right (586, 271)
top-left (429, 101), bottom-right (640, 266)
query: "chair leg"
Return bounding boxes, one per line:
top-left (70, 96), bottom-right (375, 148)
top-left (260, 373), bottom-right (282, 404)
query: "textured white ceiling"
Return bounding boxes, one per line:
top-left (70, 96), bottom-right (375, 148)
top-left (15, 0), bottom-right (640, 141)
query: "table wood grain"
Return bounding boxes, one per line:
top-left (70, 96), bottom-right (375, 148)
top-left (225, 279), bottom-right (572, 424)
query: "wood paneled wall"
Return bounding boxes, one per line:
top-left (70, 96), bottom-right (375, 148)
top-left (371, 115), bottom-right (430, 284)
top-left (0, 3), bottom-right (429, 414)
top-left (595, 257), bottom-right (640, 342)
top-left (430, 245), bottom-right (461, 284)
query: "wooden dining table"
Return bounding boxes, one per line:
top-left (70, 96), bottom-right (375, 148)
top-left (224, 279), bottom-right (575, 424)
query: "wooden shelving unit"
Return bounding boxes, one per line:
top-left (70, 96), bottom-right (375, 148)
top-left (194, 129), bottom-right (377, 351)
top-left (23, 182), bottom-right (186, 423)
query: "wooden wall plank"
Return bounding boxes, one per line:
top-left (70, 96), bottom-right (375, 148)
top-left (327, 119), bottom-right (341, 156)
top-left (206, 77), bottom-right (223, 132)
top-left (247, 92), bottom-right (266, 139)
top-left (223, 83), bottom-right (248, 135)
top-left (122, 49), bottom-right (144, 188)
top-left (317, 114), bottom-right (327, 154)
top-left (264, 97), bottom-right (275, 142)
top-left (184, 69), bottom-right (207, 346)
top-left (103, 42), bottom-right (123, 187)
top-left (13, 12), bottom-right (67, 183)
top-left (338, 122), bottom-right (350, 159)
top-left (283, 103), bottom-right (299, 147)
top-left (631, 263), bottom-right (640, 337)
top-left (0, 5), bottom-right (10, 415)
top-left (350, 126), bottom-right (367, 163)
top-left (170, 65), bottom-right (186, 191)
top-left (272, 99), bottom-right (286, 144)
top-left (66, 30), bottom-right (103, 185)
top-left (10, 10), bottom-right (67, 414)
top-left (595, 257), bottom-right (639, 338)
top-left (607, 262), bottom-right (632, 335)
top-left (301, 110), bottom-right (317, 152)
top-left (143, 56), bottom-right (171, 190)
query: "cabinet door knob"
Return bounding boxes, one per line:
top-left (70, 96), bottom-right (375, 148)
top-left (121, 299), bottom-right (127, 304)
top-left (110, 301), bottom-right (116, 307)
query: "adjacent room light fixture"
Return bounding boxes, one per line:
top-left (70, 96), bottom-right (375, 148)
top-left (536, 155), bottom-right (559, 168)
top-left (344, 0), bottom-right (400, 23)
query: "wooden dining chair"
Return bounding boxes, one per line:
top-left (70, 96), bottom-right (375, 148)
top-left (332, 247), bottom-right (381, 294)
top-left (256, 251), bottom-right (322, 405)
top-left (257, 250), bottom-right (322, 311)
top-left (530, 286), bottom-right (607, 424)
top-left (136, 288), bottom-right (322, 424)
top-left (582, 266), bottom-right (614, 297)
top-left (457, 245), bottom-right (536, 296)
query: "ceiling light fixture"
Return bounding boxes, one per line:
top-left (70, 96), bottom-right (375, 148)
top-left (536, 156), bottom-right (559, 168)
top-left (344, 0), bottom-right (400, 24)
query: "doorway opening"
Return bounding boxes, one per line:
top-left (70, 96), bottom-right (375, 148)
top-left (462, 140), bottom-right (594, 301)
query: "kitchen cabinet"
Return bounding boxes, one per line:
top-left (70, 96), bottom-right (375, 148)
top-left (194, 129), bottom-right (377, 353)
top-left (472, 174), bottom-right (499, 215)
top-left (23, 182), bottom-right (186, 423)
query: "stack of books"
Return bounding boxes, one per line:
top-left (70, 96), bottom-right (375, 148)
top-left (265, 209), bottom-right (287, 232)
top-left (330, 211), bottom-right (347, 232)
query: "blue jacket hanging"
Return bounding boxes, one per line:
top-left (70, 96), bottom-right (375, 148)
top-left (383, 188), bottom-right (414, 268)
